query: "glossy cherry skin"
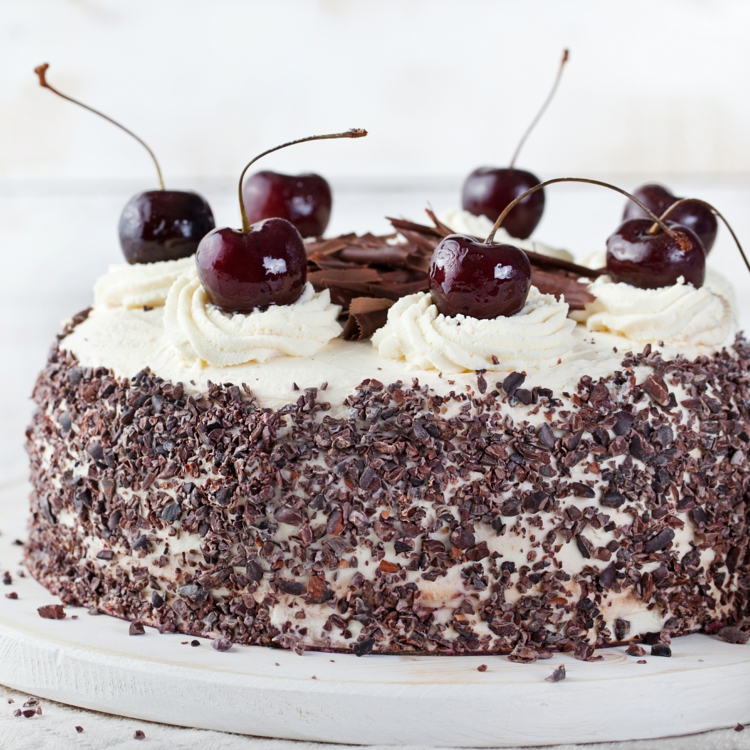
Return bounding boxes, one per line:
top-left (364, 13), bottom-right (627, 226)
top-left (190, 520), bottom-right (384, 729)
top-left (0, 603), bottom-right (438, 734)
top-left (461, 167), bottom-right (545, 240)
top-left (607, 219), bottom-right (705, 290)
top-left (429, 234), bottom-right (532, 319)
top-left (195, 217), bottom-right (307, 313)
top-left (622, 183), bottom-right (717, 253)
top-left (118, 190), bottom-right (215, 265)
top-left (242, 171), bottom-right (332, 238)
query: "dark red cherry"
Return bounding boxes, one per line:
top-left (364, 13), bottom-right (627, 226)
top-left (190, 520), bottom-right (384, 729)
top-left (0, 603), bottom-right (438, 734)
top-left (461, 168), bottom-right (545, 239)
top-left (429, 234), bottom-right (532, 319)
top-left (195, 218), bottom-right (307, 312)
top-left (243, 171), bottom-right (332, 238)
top-left (623, 184), bottom-right (718, 253)
top-left (119, 190), bottom-right (215, 264)
top-left (607, 219), bottom-right (705, 289)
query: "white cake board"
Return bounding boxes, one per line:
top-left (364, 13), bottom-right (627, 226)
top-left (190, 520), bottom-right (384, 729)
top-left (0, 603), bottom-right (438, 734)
top-left (0, 478), bottom-right (749, 747)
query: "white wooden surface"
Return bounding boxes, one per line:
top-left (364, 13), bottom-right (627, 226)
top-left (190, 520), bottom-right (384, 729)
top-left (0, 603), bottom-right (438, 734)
top-left (0, 479), bottom-right (749, 747)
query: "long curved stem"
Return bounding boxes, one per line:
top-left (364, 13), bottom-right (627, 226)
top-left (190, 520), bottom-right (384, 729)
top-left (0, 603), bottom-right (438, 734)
top-left (509, 49), bottom-right (569, 169)
top-left (35, 63), bottom-right (165, 190)
top-left (237, 128), bottom-right (367, 233)
top-left (485, 177), bottom-right (677, 245)
top-left (650, 198), bottom-right (750, 274)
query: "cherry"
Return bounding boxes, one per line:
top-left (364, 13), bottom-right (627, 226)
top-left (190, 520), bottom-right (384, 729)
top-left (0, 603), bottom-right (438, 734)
top-left (429, 235), bottom-right (531, 319)
top-left (196, 129), bottom-right (367, 313)
top-left (119, 191), bottom-right (215, 264)
top-left (35, 63), bottom-right (215, 264)
top-left (461, 50), bottom-right (569, 239)
top-left (622, 184), bottom-right (718, 253)
top-left (243, 171), bottom-right (332, 238)
top-left (196, 219), bottom-right (307, 312)
top-left (607, 219), bottom-right (705, 289)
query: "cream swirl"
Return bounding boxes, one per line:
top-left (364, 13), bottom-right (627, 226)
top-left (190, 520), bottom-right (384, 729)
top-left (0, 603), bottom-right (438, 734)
top-left (584, 275), bottom-right (734, 347)
top-left (371, 287), bottom-right (576, 373)
top-left (94, 257), bottom-right (195, 309)
top-left (437, 209), bottom-right (574, 262)
top-left (163, 267), bottom-right (343, 366)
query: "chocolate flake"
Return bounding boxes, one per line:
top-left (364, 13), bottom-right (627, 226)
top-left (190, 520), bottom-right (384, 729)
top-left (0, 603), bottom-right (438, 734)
top-left (133, 729), bottom-right (146, 740)
top-left (37, 604), bottom-right (66, 620)
top-left (129, 620), bottom-right (145, 636)
top-left (212, 637), bottom-right (232, 652)
top-left (650, 644), bottom-right (672, 657)
top-left (545, 665), bottom-right (566, 682)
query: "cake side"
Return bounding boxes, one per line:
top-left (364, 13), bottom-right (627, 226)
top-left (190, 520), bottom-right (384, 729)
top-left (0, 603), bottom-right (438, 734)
top-left (25, 335), bottom-right (750, 655)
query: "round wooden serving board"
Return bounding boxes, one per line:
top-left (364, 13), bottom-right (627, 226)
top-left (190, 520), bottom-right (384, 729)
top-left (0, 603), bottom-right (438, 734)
top-left (0, 479), bottom-right (748, 747)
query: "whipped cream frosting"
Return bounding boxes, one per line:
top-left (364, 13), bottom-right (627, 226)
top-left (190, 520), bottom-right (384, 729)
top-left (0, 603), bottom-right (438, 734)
top-left (371, 287), bottom-right (576, 373)
top-left (163, 266), bottom-right (342, 366)
top-left (584, 275), bottom-right (735, 348)
top-left (437, 209), bottom-right (574, 262)
top-left (94, 257), bottom-right (195, 309)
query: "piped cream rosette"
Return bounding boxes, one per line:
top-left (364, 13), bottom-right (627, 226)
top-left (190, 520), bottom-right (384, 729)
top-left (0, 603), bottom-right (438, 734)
top-left (372, 286), bottom-right (576, 373)
top-left (94, 256), bottom-right (196, 309)
top-left (583, 275), bottom-right (735, 348)
top-left (164, 265), bottom-right (342, 366)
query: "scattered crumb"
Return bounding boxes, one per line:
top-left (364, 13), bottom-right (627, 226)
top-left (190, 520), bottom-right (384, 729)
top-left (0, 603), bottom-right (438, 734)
top-left (75, 726), bottom-right (84, 733)
top-left (2, 572), bottom-right (11, 585)
top-left (736, 724), bottom-right (745, 732)
top-left (637, 660), bottom-right (647, 664)
top-left (7, 699), bottom-right (13, 704)
top-left (651, 644), bottom-right (672, 658)
top-left (129, 621), bottom-right (145, 636)
top-left (292, 382), bottom-right (299, 391)
top-left (72, 615), bottom-right (78, 620)
top-left (477, 664), bottom-right (488, 672)
top-left (190, 640), bottom-right (200, 647)
top-left (311, 675), bottom-right (317, 680)
top-left (545, 665), bottom-right (566, 682)
top-left (13, 709), bottom-right (21, 717)
top-left (275, 663), bottom-right (280, 666)
top-left (181, 641), bottom-right (188, 645)
top-left (5, 592), bottom-right (18, 600)
top-left (12, 540), bottom-right (24, 546)
top-left (212, 637), bottom-right (232, 652)
top-left (133, 729), bottom-right (146, 740)
top-left (626, 642), bottom-right (646, 657)
top-left (37, 604), bottom-right (66, 619)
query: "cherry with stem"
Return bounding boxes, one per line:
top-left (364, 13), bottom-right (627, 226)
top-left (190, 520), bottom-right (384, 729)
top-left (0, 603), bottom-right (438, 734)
top-left (35, 62), bottom-right (215, 264)
top-left (197, 129), bottom-right (367, 313)
top-left (461, 49), bottom-right (570, 239)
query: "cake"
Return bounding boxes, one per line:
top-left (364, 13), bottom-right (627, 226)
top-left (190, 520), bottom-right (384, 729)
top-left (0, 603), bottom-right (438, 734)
top-left (25, 208), bottom-right (750, 658)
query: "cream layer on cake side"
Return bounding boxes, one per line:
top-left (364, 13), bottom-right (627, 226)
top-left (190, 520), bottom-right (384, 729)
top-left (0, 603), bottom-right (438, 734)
top-left (24, 257), bottom-right (750, 655)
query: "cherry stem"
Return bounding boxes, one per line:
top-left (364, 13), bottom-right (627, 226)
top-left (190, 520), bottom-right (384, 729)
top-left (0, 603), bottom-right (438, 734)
top-left (649, 198), bottom-right (750, 274)
top-left (486, 177), bottom-right (677, 245)
top-left (237, 129), bottom-right (368, 233)
top-left (34, 63), bottom-right (165, 190)
top-left (509, 49), bottom-right (569, 170)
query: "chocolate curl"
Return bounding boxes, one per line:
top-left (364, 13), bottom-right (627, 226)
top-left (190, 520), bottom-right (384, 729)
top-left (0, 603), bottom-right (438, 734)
top-left (531, 268), bottom-right (595, 311)
top-left (342, 297), bottom-right (394, 340)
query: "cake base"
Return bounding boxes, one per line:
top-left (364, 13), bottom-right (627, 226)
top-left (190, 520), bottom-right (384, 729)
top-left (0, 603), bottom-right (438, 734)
top-left (2, 479), bottom-right (749, 746)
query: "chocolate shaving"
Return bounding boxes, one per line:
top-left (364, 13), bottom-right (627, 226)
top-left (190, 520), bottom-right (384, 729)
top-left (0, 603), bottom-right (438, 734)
top-left (343, 297), bottom-right (394, 341)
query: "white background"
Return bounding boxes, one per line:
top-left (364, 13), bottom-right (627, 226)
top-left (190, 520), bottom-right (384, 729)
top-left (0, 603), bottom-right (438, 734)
top-left (3, 0), bottom-right (750, 476)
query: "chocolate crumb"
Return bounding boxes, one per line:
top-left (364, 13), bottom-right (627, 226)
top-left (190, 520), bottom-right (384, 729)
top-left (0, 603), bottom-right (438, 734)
top-left (12, 540), bottom-right (24, 546)
top-left (190, 640), bottom-right (200, 647)
top-left (13, 709), bottom-right (20, 717)
top-left (353, 637), bottom-right (375, 657)
top-left (75, 726), bottom-right (84, 733)
top-left (2, 572), bottom-right (11, 585)
top-left (626, 643), bottom-right (646, 657)
top-left (129, 620), bottom-right (145, 636)
top-left (37, 604), bottom-right (65, 619)
top-left (545, 665), bottom-right (566, 682)
top-left (735, 724), bottom-right (744, 732)
top-left (718, 626), bottom-right (750, 645)
top-left (477, 664), bottom-right (487, 672)
top-left (212, 637), bottom-right (232, 652)
top-left (637, 659), bottom-right (647, 664)
top-left (133, 729), bottom-right (146, 740)
top-left (5, 592), bottom-right (18, 600)
top-left (651, 644), bottom-right (672, 657)
top-left (292, 383), bottom-right (299, 391)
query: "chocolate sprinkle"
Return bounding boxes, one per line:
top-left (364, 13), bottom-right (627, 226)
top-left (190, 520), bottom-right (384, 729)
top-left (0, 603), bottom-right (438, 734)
top-left (545, 665), bottom-right (566, 682)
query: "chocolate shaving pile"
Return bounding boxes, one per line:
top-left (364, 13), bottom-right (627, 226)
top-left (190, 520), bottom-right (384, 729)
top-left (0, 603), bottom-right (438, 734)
top-left (307, 210), bottom-right (602, 340)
